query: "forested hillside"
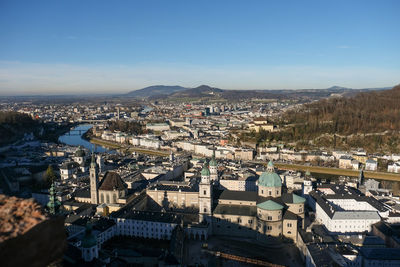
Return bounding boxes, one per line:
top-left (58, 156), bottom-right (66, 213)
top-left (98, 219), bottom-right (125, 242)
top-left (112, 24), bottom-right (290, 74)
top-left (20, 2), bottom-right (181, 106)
top-left (278, 84), bottom-right (400, 152)
top-left (284, 84), bottom-right (400, 135)
top-left (0, 111), bottom-right (38, 145)
top-left (238, 85), bottom-right (400, 153)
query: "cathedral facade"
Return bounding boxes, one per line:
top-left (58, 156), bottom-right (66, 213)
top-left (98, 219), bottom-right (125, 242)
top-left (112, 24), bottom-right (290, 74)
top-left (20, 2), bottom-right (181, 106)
top-left (146, 159), bottom-right (305, 242)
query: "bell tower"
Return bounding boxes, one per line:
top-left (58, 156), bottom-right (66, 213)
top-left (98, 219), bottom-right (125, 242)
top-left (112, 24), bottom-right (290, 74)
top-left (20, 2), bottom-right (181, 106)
top-left (199, 163), bottom-right (212, 223)
top-left (90, 153), bottom-right (99, 205)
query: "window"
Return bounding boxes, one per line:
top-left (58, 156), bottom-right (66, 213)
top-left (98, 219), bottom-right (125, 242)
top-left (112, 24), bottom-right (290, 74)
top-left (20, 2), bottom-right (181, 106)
top-left (287, 223), bottom-right (292, 227)
top-left (248, 220), bottom-right (253, 224)
top-left (269, 191), bottom-right (272, 196)
top-left (237, 218), bottom-right (242, 223)
top-left (261, 190), bottom-right (264, 194)
top-left (267, 216), bottom-right (272, 220)
top-left (299, 208), bottom-right (302, 212)
top-left (267, 226), bottom-right (272, 231)
top-left (276, 190), bottom-right (279, 195)
top-left (204, 190), bottom-right (207, 195)
top-left (204, 208), bottom-right (207, 212)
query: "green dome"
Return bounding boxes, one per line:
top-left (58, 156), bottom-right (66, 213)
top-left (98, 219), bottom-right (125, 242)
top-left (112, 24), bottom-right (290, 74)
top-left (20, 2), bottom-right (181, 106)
top-left (258, 161), bottom-right (282, 187)
top-left (75, 147), bottom-right (85, 157)
top-left (257, 200), bottom-right (284, 211)
top-left (209, 157), bottom-right (217, 167)
top-left (82, 224), bottom-right (97, 248)
top-left (201, 165), bottom-right (210, 176)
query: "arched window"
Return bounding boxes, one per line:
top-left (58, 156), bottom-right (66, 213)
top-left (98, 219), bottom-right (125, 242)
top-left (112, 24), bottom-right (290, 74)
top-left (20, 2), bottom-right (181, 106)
top-left (106, 194), bottom-right (110, 204)
top-left (100, 194), bottom-right (104, 203)
top-left (113, 193), bottom-right (117, 203)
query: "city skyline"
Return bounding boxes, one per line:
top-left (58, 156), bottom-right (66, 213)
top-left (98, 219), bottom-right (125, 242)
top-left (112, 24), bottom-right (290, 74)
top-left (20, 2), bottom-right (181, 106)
top-left (1, 0), bottom-right (399, 95)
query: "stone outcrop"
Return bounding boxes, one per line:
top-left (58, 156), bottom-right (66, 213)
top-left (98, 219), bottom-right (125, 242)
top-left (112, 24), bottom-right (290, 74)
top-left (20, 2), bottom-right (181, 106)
top-left (0, 195), bottom-right (67, 267)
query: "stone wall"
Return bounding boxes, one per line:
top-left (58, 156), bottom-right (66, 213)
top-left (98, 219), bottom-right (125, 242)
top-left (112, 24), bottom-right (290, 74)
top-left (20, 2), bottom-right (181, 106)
top-left (0, 195), bottom-right (66, 267)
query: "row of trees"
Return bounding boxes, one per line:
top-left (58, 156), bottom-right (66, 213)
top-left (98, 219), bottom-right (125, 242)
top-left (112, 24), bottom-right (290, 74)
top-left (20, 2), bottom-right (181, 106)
top-left (107, 120), bottom-right (144, 135)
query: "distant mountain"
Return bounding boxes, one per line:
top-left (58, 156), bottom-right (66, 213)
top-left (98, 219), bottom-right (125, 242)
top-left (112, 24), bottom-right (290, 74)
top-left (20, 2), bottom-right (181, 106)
top-left (169, 85), bottom-right (224, 98)
top-left (125, 85), bottom-right (189, 97)
top-left (125, 84), bottom-right (393, 101)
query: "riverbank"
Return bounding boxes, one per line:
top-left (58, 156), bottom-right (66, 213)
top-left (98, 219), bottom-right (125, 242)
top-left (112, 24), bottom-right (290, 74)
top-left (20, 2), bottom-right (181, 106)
top-left (274, 162), bottom-right (400, 182)
top-left (58, 124), bottom-right (112, 153)
top-left (88, 137), bottom-right (170, 157)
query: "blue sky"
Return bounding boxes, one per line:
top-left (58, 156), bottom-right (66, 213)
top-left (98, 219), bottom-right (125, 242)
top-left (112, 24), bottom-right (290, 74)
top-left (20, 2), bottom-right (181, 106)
top-left (0, 0), bottom-right (399, 95)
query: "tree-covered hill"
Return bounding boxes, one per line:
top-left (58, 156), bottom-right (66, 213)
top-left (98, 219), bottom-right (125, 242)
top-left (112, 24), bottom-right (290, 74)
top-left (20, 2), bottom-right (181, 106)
top-left (0, 111), bottom-right (38, 145)
top-left (284, 84), bottom-right (400, 136)
top-left (278, 84), bottom-right (400, 152)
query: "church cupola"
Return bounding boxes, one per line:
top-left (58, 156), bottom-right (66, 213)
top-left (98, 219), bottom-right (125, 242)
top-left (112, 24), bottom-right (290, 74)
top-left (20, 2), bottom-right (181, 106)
top-left (258, 161), bottom-right (283, 197)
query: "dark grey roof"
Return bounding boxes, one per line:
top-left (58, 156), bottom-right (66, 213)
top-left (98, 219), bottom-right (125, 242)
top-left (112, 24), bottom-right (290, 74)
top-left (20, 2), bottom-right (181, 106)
top-left (91, 217), bottom-right (116, 231)
top-left (99, 171), bottom-right (126, 191)
top-left (61, 161), bottom-right (80, 170)
top-left (74, 188), bottom-right (90, 198)
top-left (213, 204), bottom-right (256, 216)
top-left (283, 210), bottom-right (298, 220)
top-left (360, 248), bottom-right (400, 260)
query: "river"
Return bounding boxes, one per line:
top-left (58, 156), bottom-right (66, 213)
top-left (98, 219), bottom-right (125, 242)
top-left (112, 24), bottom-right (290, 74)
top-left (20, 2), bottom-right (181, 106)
top-left (58, 124), bottom-right (114, 153)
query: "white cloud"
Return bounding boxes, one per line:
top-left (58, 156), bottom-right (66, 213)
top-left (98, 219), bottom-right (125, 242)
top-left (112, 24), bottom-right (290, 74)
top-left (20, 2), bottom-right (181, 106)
top-left (0, 61), bottom-right (398, 95)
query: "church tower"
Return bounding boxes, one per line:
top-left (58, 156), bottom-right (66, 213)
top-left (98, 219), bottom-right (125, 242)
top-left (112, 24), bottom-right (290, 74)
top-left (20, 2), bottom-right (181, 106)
top-left (81, 224), bottom-right (98, 262)
top-left (96, 154), bottom-right (104, 173)
top-left (47, 181), bottom-right (61, 215)
top-left (199, 163), bottom-right (212, 224)
top-left (358, 168), bottom-right (365, 186)
top-left (209, 149), bottom-right (218, 183)
top-left (90, 153), bottom-right (99, 205)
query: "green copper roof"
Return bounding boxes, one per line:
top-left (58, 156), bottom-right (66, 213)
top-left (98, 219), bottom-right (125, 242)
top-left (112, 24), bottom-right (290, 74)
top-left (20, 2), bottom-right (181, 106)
top-left (201, 165), bottom-right (210, 176)
top-left (82, 224), bottom-right (97, 248)
top-left (75, 146), bottom-right (85, 157)
top-left (209, 157), bottom-right (217, 167)
top-left (305, 170), bottom-right (311, 176)
top-left (257, 200), bottom-right (284, 211)
top-left (47, 182), bottom-right (61, 215)
top-left (267, 161), bottom-right (274, 168)
top-left (258, 171), bottom-right (282, 188)
top-left (90, 154), bottom-right (97, 168)
top-left (209, 149), bottom-right (217, 167)
top-left (292, 194), bottom-right (306, 204)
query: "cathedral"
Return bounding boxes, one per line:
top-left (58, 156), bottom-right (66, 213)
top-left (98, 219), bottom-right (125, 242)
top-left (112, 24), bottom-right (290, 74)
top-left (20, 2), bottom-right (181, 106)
top-left (147, 155), bottom-right (306, 242)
